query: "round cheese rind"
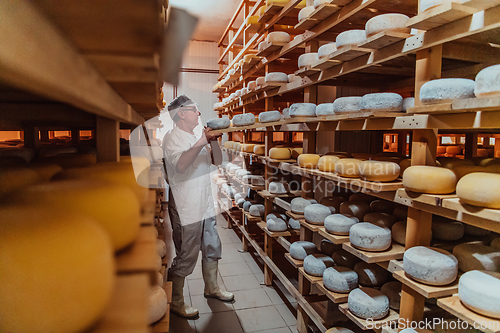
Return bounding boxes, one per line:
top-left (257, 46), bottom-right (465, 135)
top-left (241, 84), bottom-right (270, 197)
top-left (335, 158), bottom-right (362, 178)
top-left (457, 172), bottom-right (500, 209)
top-left (360, 93), bottom-right (403, 112)
top-left (269, 147), bottom-right (292, 160)
top-left (288, 74), bottom-right (301, 82)
top-left (365, 14), bottom-right (410, 37)
top-left (363, 212), bottom-right (396, 228)
top-left (464, 224), bottom-right (490, 237)
top-left (318, 155), bottom-right (340, 172)
top-left (314, 0), bottom-right (329, 8)
top-left (256, 76), bottom-right (266, 86)
top-left (339, 201), bottom-right (370, 220)
top-left (403, 166), bottom-right (457, 194)
top-left (320, 239), bottom-right (341, 256)
top-left (266, 31), bottom-right (290, 44)
top-left (381, 281), bottom-right (402, 310)
top-left (420, 78), bottom-right (475, 104)
top-left (491, 238), bottom-right (500, 251)
top-left (265, 72), bottom-right (288, 83)
top-left (459, 270), bottom-right (500, 319)
top-left (354, 262), bottom-right (389, 287)
top-left (289, 217), bottom-right (301, 230)
top-left (304, 204), bottom-right (332, 225)
top-left (316, 103), bottom-right (335, 116)
top-left (248, 81), bottom-right (257, 90)
top-left (290, 241), bottom-right (318, 260)
top-left (475, 64), bottom-right (500, 98)
top-left (323, 266), bottom-right (358, 293)
top-left (243, 201), bottom-right (252, 212)
top-left (402, 97), bottom-right (415, 112)
top-left (249, 204), bottom-right (265, 217)
top-left (290, 147), bottom-right (303, 159)
top-left (207, 118), bottom-right (230, 130)
top-left (232, 113), bottom-right (256, 126)
top-left (332, 249), bottom-right (361, 269)
top-left (432, 218), bottom-right (464, 241)
top-left (251, 176), bottom-right (265, 186)
top-left (350, 222), bottom-right (392, 252)
top-left (391, 221), bottom-right (407, 245)
top-left (333, 97), bottom-right (362, 113)
top-left (303, 253), bottom-right (335, 276)
top-left (254, 144), bottom-right (266, 155)
top-left (269, 181), bottom-right (288, 194)
top-left (289, 103), bottom-right (317, 117)
top-left (359, 160), bottom-right (400, 182)
top-left (267, 218), bottom-right (288, 232)
top-left (348, 287), bottom-right (389, 320)
top-left (320, 196), bottom-right (345, 211)
top-left (370, 200), bottom-right (396, 214)
top-left (148, 286), bottom-right (168, 324)
top-left (240, 144), bottom-right (256, 153)
top-left (259, 110), bottom-right (282, 123)
top-left (245, 15), bottom-right (259, 25)
top-left (291, 197), bottom-right (312, 214)
top-left (298, 53), bottom-right (319, 69)
top-left (453, 243), bottom-right (500, 272)
top-left (403, 246), bottom-right (458, 286)
top-left (298, 154), bottom-right (320, 168)
top-left (156, 239), bottom-right (167, 258)
top-left (318, 43), bottom-right (337, 58)
top-left (298, 6), bottom-right (315, 21)
top-left (324, 214), bottom-right (359, 235)
top-left (336, 30), bottom-right (367, 48)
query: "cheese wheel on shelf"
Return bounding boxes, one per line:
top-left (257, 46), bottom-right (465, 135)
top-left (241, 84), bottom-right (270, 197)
top-left (245, 15), bottom-right (259, 25)
top-left (298, 53), bottom-right (319, 69)
top-left (393, 206), bottom-right (408, 220)
top-left (249, 204), bottom-right (265, 217)
top-left (381, 281), bottom-right (402, 311)
top-left (360, 93), bottom-right (403, 112)
top-left (491, 238), bottom-right (500, 251)
top-left (314, 0), bottom-right (329, 8)
top-left (251, 176), bottom-right (265, 186)
top-left (332, 250), bottom-right (361, 269)
top-left (432, 218), bottom-right (464, 241)
top-left (358, 160), bottom-right (400, 182)
top-left (323, 266), bottom-right (358, 293)
top-left (289, 217), bottom-right (301, 230)
top-left (402, 97), bottom-right (415, 112)
top-left (438, 157), bottom-right (474, 170)
top-left (350, 222), bottom-right (392, 252)
top-left (228, 68), bottom-right (235, 75)
top-left (304, 204), bottom-right (331, 225)
top-left (420, 78), bottom-right (475, 104)
top-left (391, 221), bottom-right (407, 245)
top-left (320, 196), bottom-right (345, 211)
top-left (291, 197), bottom-right (312, 214)
top-left (420, 0), bottom-right (461, 12)
top-left (318, 42), bottom-right (337, 58)
top-left (339, 201), bottom-right (370, 220)
top-left (324, 214), bottom-right (358, 235)
top-left (240, 144), bottom-right (256, 153)
top-left (349, 193), bottom-right (373, 203)
top-left (289, 103), bottom-right (317, 117)
top-left (254, 145), bottom-right (266, 155)
top-left (256, 76), bottom-right (266, 86)
top-left (269, 181), bottom-right (288, 194)
top-left (288, 74), bottom-right (301, 82)
top-left (446, 145), bottom-right (462, 155)
top-left (456, 172), bottom-right (500, 209)
top-left (303, 253), bottom-right (335, 276)
top-left (259, 110), bottom-right (281, 123)
top-left (404, 246), bottom-right (458, 286)
top-left (269, 147), bottom-right (292, 160)
top-left (348, 287), bottom-right (389, 320)
top-left (336, 30), bottom-right (367, 48)
top-left (207, 117), bottom-right (230, 130)
top-left (333, 96), bottom-right (362, 113)
top-left (267, 218), bottom-right (288, 232)
top-left (453, 244), bottom-right (500, 272)
top-left (290, 241), bottom-right (318, 260)
top-left (258, 41), bottom-right (266, 52)
top-left (235, 89), bottom-right (242, 97)
top-left (156, 239), bottom-right (167, 258)
top-left (298, 6), bottom-right (315, 21)
top-left (365, 14), bottom-right (410, 37)
top-left (232, 113), bottom-right (255, 126)
top-left (354, 262), bottom-right (389, 287)
top-left (369, 200), bottom-right (396, 214)
top-left (290, 147), bottom-right (303, 159)
top-left (464, 224), bottom-right (490, 237)
top-left (320, 239), bottom-right (340, 256)
top-left (298, 154), bottom-right (320, 168)
top-left (316, 103), bottom-right (335, 116)
top-left (363, 212), bottom-right (396, 228)
top-left (335, 158), bottom-right (362, 178)
top-left (403, 166), bottom-right (457, 194)
top-left (148, 286), bottom-right (168, 324)
top-left (265, 72), bottom-right (288, 83)
top-left (475, 64), bottom-right (500, 98)
top-left (318, 155), bottom-right (339, 172)
top-left (266, 31), bottom-right (290, 44)
top-left (459, 270), bottom-right (500, 319)
top-left (248, 81), bottom-right (257, 90)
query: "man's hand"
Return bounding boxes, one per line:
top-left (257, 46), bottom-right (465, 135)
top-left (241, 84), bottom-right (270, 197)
top-left (203, 126), bottom-right (222, 142)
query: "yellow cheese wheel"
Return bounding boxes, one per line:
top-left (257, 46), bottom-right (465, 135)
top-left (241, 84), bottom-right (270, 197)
top-left (452, 165), bottom-right (500, 180)
top-left (318, 155), bottom-right (339, 172)
top-left (0, 206), bottom-right (114, 333)
top-left (269, 147), bottom-right (291, 160)
top-left (258, 5), bottom-right (267, 16)
top-left (476, 158), bottom-right (500, 167)
top-left (14, 180), bottom-right (140, 251)
top-left (0, 167), bottom-right (41, 198)
top-left (235, 143), bottom-right (242, 151)
top-left (246, 15), bottom-right (259, 25)
top-left (457, 172), bottom-right (500, 209)
top-left (359, 160), bottom-right (401, 182)
top-left (437, 146), bottom-right (447, 154)
top-left (290, 147), bottom-right (303, 159)
top-left (298, 154), bottom-right (320, 168)
top-left (438, 157), bottom-right (474, 170)
top-left (224, 141), bottom-right (233, 148)
top-left (254, 144), bottom-right (266, 155)
top-left (335, 158), bottom-right (362, 178)
top-left (241, 144), bottom-right (256, 153)
top-left (403, 166), bottom-right (457, 194)
top-left (38, 153), bottom-right (97, 169)
top-left (446, 146), bottom-right (462, 155)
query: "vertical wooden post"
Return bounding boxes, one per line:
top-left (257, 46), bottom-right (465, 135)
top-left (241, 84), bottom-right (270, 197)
top-left (40, 130), bottom-right (50, 142)
top-left (96, 116), bottom-right (119, 162)
top-left (23, 126), bottom-right (39, 149)
top-left (71, 128), bottom-right (80, 145)
top-left (264, 233), bottom-right (273, 285)
top-left (228, 29), bottom-right (235, 65)
top-left (465, 132), bottom-right (478, 159)
top-left (414, 46), bottom-right (442, 106)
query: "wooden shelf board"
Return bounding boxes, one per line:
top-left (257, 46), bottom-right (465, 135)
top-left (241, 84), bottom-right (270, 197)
top-left (461, 0), bottom-right (500, 11)
top-left (295, 66), bottom-right (321, 77)
top-left (338, 303), bottom-right (399, 331)
top-left (358, 31), bottom-right (412, 50)
top-left (256, 42), bottom-right (284, 57)
top-left (258, 3), bottom-right (284, 23)
top-left (393, 270), bottom-right (459, 299)
top-left (266, 157), bottom-right (297, 163)
top-left (245, 211), bottom-right (263, 222)
top-left (285, 252), bottom-right (303, 268)
top-left (437, 295), bottom-right (500, 333)
top-left (257, 221), bottom-right (292, 237)
top-left (441, 197), bottom-right (500, 225)
top-left (329, 45), bottom-right (372, 62)
top-left (310, 3), bottom-right (341, 20)
top-left (261, 82), bottom-right (287, 90)
top-left (273, 197), bottom-right (291, 211)
top-left (246, 22), bottom-right (261, 33)
top-left (258, 189), bottom-right (300, 199)
top-left (299, 267), bottom-right (323, 285)
top-left (318, 227), bottom-right (350, 245)
top-left (342, 242), bottom-right (405, 263)
top-left (312, 57), bottom-right (342, 70)
top-left (295, 17), bottom-right (321, 31)
top-left (386, 260), bottom-right (404, 273)
top-left (316, 281), bottom-right (349, 304)
top-left (299, 219), bottom-right (323, 232)
top-left (408, 96), bottom-right (500, 115)
top-left (151, 281), bottom-right (173, 333)
top-left (286, 210), bottom-right (304, 220)
top-left (406, 2), bottom-right (479, 31)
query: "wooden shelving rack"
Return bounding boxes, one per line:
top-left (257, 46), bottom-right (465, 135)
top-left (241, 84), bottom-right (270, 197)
top-left (214, 0), bottom-right (500, 332)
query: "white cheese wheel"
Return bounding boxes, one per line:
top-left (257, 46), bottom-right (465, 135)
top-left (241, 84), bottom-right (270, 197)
top-left (228, 69), bottom-right (235, 75)
top-left (251, 176), bottom-right (265, 186)
top-left (318, 155), bottom-right (340, 172)
top-left (291, 197), bottom-right (312, 214)
top-left (365, 14), bottom-right (410, 37)
top-left (240, 144), bottom-right (256, 153)
top-left (318, 43), bottom-right (337, 58)
top-left (304, 203), bottom-right (332, 225)
top-left (259, 110), bottom-right (282, 123)
top-left (360, 93), bottom-right (403, 112)
top-left (459, 270), bottom-right (500, 319)
top-left (332, 249), bottom-right (361, 269)
top-left (298, 53), bottom-right (319, 69)
top-left (256, 76), bottom-right (266, 86)
top-left (235, 170), bottom-right (251, 180)
top-left (453, 244), bottom-right (500, 272)
top-left (237, 198), bottom-right (246, 207)
top-left (290, 241), bottom-right (318, 260)
top-left (298, 154), bottom-right (320, 168)
top-left (321, 239), bottom-right (341, 256)
top-left (420, 78), bottom-right (475, 104)
top-left (266, 31), bottom-right (290, 44)
top-left (432, 218), bottom-right (464, 241)
top-left (283, 107), bottom-right (290, 118)
top-left (336, 30), bottom-right (367, 48)
top-left (267, 218), bottom-right (288, 232)
top-left (249, 204), bottom-right (265, 217)
top-left (404, 246), bottom-right (458, 285)
top-left (288, 74), bottom-right (301, 82)
top-left (359, 160), bottom-right (400, 182)
top-left (402, 97), bottom-right (415, 111)
top-left (243, 201), bottom-right (252, 212)
top-left (235, 89), bottom-right (242, 97)
top-left (241, 87), bottom-right (248, 95)
top-left (491, 238), bottom-right (500, 251)
top-left (289, 217), bottom-right (301, 230)
top-left (156, 239), bottom-right (167, 258)
top-left (403, 166), bottom-right (457, 194)
top-left (316, 103), bottom-right (335, 116)
top-left (207, 118), bottom-right (231, 130)
top-left (320, 196), bottom-right (345, 211)
top-left (391, 221), bottom-right (407, 245)
top-left (269, 181), bottom-right (288, 194)
top-left (303, 253), bottom-right (335, 276)
top-left (289, 103), bottom-right (317, 117)
top-left (475, 64), bottom-right (500, 98)
top-left (420, 0), bottom-right (461, 12)
top-left (354, 262), bottom-right (389, 287)
top-left (335, 158), bottom-right (362, 178)
top-left (148, 285), bottom-right (168, 324)
top-left (232, 113), bottom-right (256, 126)
top-left (298, 6), bottom-right (315, 21)
top-left (333, 97), bottom-right (362, 113)
top-left (363, 212), bottom-right (396, 228)
top-left (156, 272), bottom-right (164, 287)
top-left (348, 287), bottom-right (389, 320)
top-left (269, 147), bottom-right (292, 160)
top-left (258, 41), bottom-right (266, 52)
top-left (381, 281), bottom-right (402, 310)
top-left (253, 145), bottom-right (266, 155)
top-left (266, 213), bottom-right (283, 221)
top-left (350, 222), bottom-right (392, 252)
top-left (324, 214), bottom-right (359, 235)
top-left (457, 173), bottom-right (500, 209)
top-left (265, 72), bottom-right (288, 83)
top-left (314, 0), bottom-right (329, 8)
top-left (323, 266), bottom-right (358, 293)
top-left (229, 166), bottom-right (241, 175)
top-left (248, 81), bottom-right (257, 90)
top-left (339, 201), bottom-right (370, 220)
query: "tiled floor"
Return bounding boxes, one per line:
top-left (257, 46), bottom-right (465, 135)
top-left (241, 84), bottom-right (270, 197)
top-left (167, 214), bottom-right (298, 333)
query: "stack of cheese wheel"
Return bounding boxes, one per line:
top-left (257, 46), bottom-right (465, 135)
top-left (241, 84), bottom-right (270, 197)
top-left (318, 155), bottom-right (339, 172)
top-left (290, 241), bottom-right (318, 260)
top-left (403, 166), bottom-right (457, 194)
top-left (475, 64), bottom-right (500, 98)
top-left (358, 160), bottom-right (400, 182)
top-left (403, 246), bottom-right (458, 285)
top-left (298, 154), bottom-right (320, 168)
top-left (266, 31), bottom-right (290, 44)
top-left (336, 30), bottom-right (367, 49)
top-left (420, 78), bottom-right (475, 104)
top-left (269, 147), bottom-right (291, 160)
top-left (364, 13), bottom-right (410, 37)
top-left (335, 158), bottom-right (362, 178)
top-left (459, 270), bottom-right (500, 319)
top-left (456, 173), bottom-right (500, 209)
top-left (298, 53), bottom-right (319, 69)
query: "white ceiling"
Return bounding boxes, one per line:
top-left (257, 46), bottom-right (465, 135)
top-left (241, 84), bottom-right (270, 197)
top-left (169, 0), bottom-right (242, 42)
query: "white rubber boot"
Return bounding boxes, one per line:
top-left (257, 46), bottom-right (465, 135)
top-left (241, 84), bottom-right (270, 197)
top-left (202, 260), bottom-right (234, 302)
top-left (170, 273), bottom-right (199, 319)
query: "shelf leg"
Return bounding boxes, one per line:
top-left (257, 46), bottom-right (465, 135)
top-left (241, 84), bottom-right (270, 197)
top-left (96, 116), bottom-right (119, 162)
top-left (300, 225), bottom-right (313, 242)
top-left (264, 233), bottom-right (273, 286)
top-left (399, 284), bottom-right (426, 329)
top-left (297, 306), bottom-right (310, 333)
top-left (242, 214), bottom-right (249, 251)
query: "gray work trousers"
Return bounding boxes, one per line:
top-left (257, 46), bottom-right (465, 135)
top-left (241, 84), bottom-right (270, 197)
top-left (168, 189), bottom-right (222, 278)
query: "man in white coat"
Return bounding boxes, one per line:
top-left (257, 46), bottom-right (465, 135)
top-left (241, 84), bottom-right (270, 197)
top-left (163, 95), bottom-right (234, 319)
